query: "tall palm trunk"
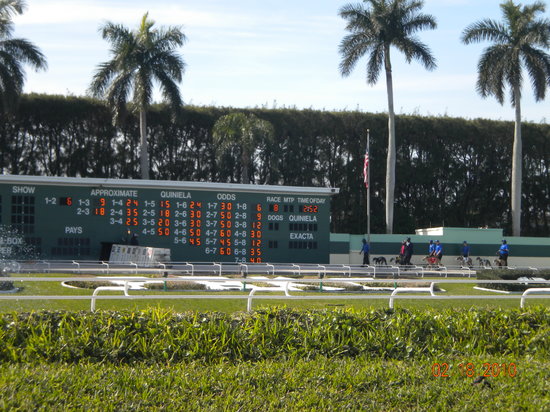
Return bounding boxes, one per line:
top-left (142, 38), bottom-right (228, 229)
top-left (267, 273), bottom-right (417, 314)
top-left (384, 45), bottom-right (396, 234)
top-left (511, 84), bottom-right (522, 236)
top-left (139, 109), bottom-right (149, 180)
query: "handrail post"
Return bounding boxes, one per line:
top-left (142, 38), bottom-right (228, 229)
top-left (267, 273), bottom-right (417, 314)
top-left (521, 288), bottom-right (550, 308)
top-left (184, 262), bottom-right (195, 276)
top-left (100, 261), bottom-right (109, 274)
top-left (72, 260), bottom-right (80, 273)
top-left (240, 263), bottom-right (248, 291)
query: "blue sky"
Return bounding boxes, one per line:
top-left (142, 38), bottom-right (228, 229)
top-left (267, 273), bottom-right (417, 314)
top-left (12, 0), bottom-right (550, 122)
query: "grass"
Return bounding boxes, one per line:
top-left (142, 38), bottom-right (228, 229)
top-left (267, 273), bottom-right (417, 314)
top-left (0, 356), bottom-right (547, 411)
top-left (0, 305), bottom-right (548, 410)
top-left (1, 307), bottom-right (548, 362)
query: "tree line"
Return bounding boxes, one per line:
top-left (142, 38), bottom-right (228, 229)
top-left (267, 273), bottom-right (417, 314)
top-left (3, 1), bottom-right (550, 238)
top-left (1, 94), bottom-right (549, 236)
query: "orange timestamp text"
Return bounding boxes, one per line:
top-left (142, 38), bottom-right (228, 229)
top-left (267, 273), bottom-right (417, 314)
top-left (431, 362), bottom-right (517, 378)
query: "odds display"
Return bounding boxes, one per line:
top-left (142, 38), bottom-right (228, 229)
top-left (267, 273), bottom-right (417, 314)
top-left (0, 175), bottom-right (337, 263)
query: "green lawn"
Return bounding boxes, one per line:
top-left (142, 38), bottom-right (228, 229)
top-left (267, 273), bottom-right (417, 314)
top-left (1, 357), bottom-right (547, 411)
top-left (0, 304), bottom-right (548, 411)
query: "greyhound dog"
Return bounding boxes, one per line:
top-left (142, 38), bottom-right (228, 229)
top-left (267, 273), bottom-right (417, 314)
top-left (493, 257), bottom-right (506, 267)
top-left (389, 256), bottom-right (403, 265)
top-left (476, 257), bottom-right (492, 267)
top-left (373, 256), bottom-right (388, 265)
top-left (456, 256), bottom-right (473, 267)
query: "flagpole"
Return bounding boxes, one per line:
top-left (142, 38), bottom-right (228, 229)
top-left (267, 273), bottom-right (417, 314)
top-left (366, 129), bottom-right (371, 245)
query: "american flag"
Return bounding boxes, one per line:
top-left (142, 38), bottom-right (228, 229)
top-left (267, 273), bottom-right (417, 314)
top-left (363, 149), bottom-right (369, 189)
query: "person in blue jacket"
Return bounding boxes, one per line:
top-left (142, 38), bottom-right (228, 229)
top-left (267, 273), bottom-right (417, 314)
top-left (460, 241), bottom-right (471, 265)
top-left (428, 240), bottom-right (435, 257)
top-left (360, 238), bottom-right (370, 266)
top-left (462, 241), bottom-right (470, 258)
top-left (498, 240), bottom-right (509, 266)
top-left (434, 240), bottom-right (443, 265)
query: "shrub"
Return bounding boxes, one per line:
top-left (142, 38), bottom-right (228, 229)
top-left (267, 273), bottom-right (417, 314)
top-left (0, 270), bottom-right (14, 291)
top-left (145, 281), bottom-right (207, 291)
top-left (477, 269), bottom-right (550, 292)
top-left (64, 281), bottom-right (117, 289)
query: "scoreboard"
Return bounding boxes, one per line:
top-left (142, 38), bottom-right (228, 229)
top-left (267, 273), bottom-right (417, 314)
top-left (0, 175), bottom-right (338, 263)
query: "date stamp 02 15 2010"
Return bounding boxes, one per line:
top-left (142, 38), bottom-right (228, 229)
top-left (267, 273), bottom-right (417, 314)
top-left (431, 362), bottom-right (518, 378)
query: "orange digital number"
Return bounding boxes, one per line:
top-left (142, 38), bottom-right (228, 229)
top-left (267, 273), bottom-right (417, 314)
top-left (126, 217), bottom-right (138, 226)
top-left (431, 363), bottom-right (450, 378)
top-left (157, 218), bottom-right (170, 227)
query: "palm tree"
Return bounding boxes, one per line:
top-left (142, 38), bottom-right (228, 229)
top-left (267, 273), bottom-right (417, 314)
top-left (212, 112), bottom-right (275, 184)
top-left (462, 0), bottom-right (550, 236)
top-left (89, 13), bottom-right (186, 180)
top-left (339, 0), bottom-right (437, 234)
top-left (0, 0), bottom-right (47, 112)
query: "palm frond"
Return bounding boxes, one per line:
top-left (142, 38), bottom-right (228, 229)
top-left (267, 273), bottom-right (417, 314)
top-left (338, 0), bottom-right (436, 84)
top-left (0, 3), bottom-right (47, 112)
top-left (476, 45), bottom-right (509, 103)
top-left (0, 0), bottom-right (25, 37)
top-left (395, 35), bottom-right (436, 70)
top-left (105, 71), bottom-right (133, 124)
top-left (402, 12), bottom-right (437, 35)
top-left (461, 19), bottom-right (509, 45)
top-left (339, 33), bottom-right (372, 77)
top-left (366, 44), bottom-right (384, 84)
top-left (0, 37), bottom-right (46, 70)
top-left (521, 46), bottom-right (550, 101)
top-left (153, 69), bottom-right (183, 115)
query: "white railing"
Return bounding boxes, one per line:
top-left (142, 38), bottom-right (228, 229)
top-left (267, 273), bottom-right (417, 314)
top-left (520, 288), bottom-right (550, 308)
top-left (389, 282), bottom-right (436, 309)
top-left (91, 280), bottom-right (130, 312)
top-left (247, 281), bottom-right (291, 311)
top-left (8, 259), bottom-right (550, 278)
top-left (2, 276), bottom-right (549, 311)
